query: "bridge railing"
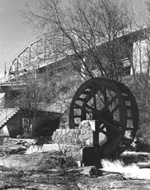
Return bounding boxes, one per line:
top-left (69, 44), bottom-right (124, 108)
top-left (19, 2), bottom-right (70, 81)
top-left (8, 71), bottom-right (43, 82)
top-left (0, 95), bottom-right (20, 128)
top-left (4, 96), bottom-right (20, 109)
top-left (0, 71), bottom-right (44, 87)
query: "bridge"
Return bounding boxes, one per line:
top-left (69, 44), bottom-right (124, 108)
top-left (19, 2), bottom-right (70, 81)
top-left (0, 33), bottom-right (72, 85)
top-left (8, 34), bottom-right (72, 80)
top-left (0, 26), bottom-right (148, 85)
top-left (0, 35), bottom-right (71, 137)
top-left (0, 26), bottom-right (149, 137)
top-left (0, 26), bottom-right (148, 86)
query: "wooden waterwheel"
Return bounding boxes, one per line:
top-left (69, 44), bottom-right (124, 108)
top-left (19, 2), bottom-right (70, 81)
top-left (69, 77), bottom-right (139, 158)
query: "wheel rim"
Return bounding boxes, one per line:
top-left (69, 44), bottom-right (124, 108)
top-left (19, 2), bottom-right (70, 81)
top-left (69, 78), bottom-right (130, 157)
top-left (113, 81), bottom-right (139, 156)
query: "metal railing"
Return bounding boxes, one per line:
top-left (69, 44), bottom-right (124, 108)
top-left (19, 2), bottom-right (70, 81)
top-left (0, 108), bottom-right (19, 130)
top-left (0, 72), bottom-right (44, 86)
top-left (0, 96), bottom-right (20, 129)
top-left (4, 95), bottom-right (19, 108)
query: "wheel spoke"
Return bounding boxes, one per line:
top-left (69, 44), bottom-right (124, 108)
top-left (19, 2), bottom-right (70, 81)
top-left (92, 86), bottom-right (97, 110)
top-left (102, 87), bottom-right (108, 105)
top-left (74, 103), bottom-right (91, 113)
top-left (99, 129), bottom-right (107, 135)
top-left (101, 119), bottom-right (120, 134)
top-left (111, 104), bottom-right (119, 114)
top-left (101, 94), bottom-right (118, 111)
top-left (99, 124), bottom-right (107, 135)
top-left (85, 103), bottom-right (94, 111)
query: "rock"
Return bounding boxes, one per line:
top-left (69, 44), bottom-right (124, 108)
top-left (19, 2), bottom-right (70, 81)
top-left (26, 144), bottom-right (59, 154)
top-left (80, 166), bottom-right (99, 177)
top-left (137, 162), bottom-right (150, 168)
top-left (52, 128), bottom-right (80, 145)
top-left (36, 152), bottom-right (78, 171)
top-left (98, 173), bottom-right (124, 181)
top-left (9, 145), bottom-right (27, 154)
top-left (121, 151), bottom-right (150, 164)
top-left (61, 144), bottom-right (83, 161)
top-left (0, 138), bottom-right (36, 155)
top-left (35, 136), bottom-right (52, 145)
top-left (25, 143), bottom-right (83, 161)
top-left (0, 151), bottom-right (78, 172)
top-left (3, 138), bottom-right (35, 147)
top-left (0, 152), bottom-right (43, 170)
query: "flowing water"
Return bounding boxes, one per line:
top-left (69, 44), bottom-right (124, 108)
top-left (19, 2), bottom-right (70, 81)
top-left (102, 159), bottom-right (150, 179)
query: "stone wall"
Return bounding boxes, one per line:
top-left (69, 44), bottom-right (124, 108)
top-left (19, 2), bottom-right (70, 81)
top-left (52, 120), bottom-right (94, 146)
top-left (52, 120), bottom-right (107, 146)
top-left (52, 120), bottom-right (108, 161)
top-left (52, 120), bottom-right (95, 161)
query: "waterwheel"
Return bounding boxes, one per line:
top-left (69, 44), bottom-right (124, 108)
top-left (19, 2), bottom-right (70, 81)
top-left (69, 77), bottom-right (139, 158)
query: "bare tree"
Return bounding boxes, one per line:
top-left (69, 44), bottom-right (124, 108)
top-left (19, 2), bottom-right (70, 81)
top-left (19, 0), bottom-right (137, 133)
top-left (18, 72), bottom-right (44, 137)
top-left (17, 60), bottom-right (83, 136)
top-left (123, 1), bottom-right (150, 150)
top-left (22, 0), bottom-right (134, 81)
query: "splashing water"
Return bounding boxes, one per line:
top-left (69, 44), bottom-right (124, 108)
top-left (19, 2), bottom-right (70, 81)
top-left (101, 159), bottom-right (150, 179)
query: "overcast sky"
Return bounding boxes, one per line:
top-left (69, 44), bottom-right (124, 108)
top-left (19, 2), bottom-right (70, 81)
top-left (0, 0), bottom-right (38, 77)
top-left (0, 0), bottom-right (148, 77)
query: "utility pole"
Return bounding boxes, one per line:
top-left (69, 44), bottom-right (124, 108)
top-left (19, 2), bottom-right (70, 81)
top-left (4, 62), bottom-right (6, 78)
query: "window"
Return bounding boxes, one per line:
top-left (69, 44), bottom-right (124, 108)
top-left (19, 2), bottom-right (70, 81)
top-left (121, 58), bottom-right (131, 76)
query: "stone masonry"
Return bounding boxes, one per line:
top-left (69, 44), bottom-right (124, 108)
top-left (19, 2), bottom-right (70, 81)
top-left (52, 120), bottom-right (100, 161)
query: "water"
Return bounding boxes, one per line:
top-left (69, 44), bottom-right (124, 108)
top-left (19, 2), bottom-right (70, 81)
top-left (102, 159), bottom-right (150, 179)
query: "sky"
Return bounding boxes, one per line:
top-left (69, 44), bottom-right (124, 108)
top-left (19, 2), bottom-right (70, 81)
top-left (0, 0), bottom-right (149, 78)
top-left (0, 0), bottom-right (38, 77)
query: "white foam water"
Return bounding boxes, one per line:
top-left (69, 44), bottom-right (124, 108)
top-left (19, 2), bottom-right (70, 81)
top-left (101, 159), bottom-right (150, 179)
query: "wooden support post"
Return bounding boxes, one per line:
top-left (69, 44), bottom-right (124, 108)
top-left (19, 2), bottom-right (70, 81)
top-left (93, 120), bottom-right (102, 168)
top-left (82, 120), bottom-right (102, 168)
